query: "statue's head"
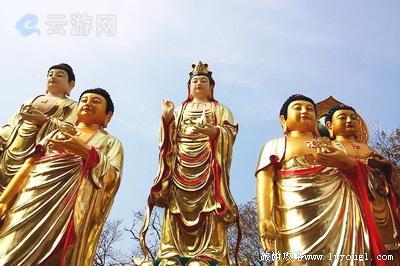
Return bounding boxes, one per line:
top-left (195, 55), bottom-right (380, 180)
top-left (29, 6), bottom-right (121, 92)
top-left (47, 63), bottom-right (75, 97)
top-left (185, 61), bottom-right (216, 102)
top-left (325, 105), bottom-right (357, 139)
top-left (78, 88), bottom-right (114, 128)
top-left (279, 94), bottom-right (317, 134)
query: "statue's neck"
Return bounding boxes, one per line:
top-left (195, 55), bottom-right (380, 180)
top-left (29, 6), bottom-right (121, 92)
top-left (335, 135), bottom-right (357, 142)
top-left (76, 123), bottom-right (102, 133)
top-left (287, 131), bottom-right (314, 139)
top-left (191, 98), bottom-right (210, 103)
top-left (46, 92), bottom-right (67, 99)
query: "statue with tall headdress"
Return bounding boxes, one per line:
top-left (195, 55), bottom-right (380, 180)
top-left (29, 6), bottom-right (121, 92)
top-left (140, 62), bottom-right (240, 265)
top-left (319, 98), bottom-right (400, 264)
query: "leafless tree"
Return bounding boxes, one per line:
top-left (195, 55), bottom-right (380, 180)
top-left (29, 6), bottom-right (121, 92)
top-left (95, 219), bottom-right (131, 266)
top-left (126, 207), bottom-right (163, 263)
top-left (228, 199), bottom-right (263, 265)
top-left (371, 127), bottom-right (400, 167)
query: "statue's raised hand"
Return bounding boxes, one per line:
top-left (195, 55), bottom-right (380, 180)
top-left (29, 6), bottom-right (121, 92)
top-left (162, 100), bottom-right (174, 123)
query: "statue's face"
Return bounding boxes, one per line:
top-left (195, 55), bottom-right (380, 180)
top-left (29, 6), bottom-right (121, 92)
top-left (283, 100), bottom-right (316, 133)
top-left (78, 93), bottom-right (108, 125)
top-left (47, 69), bottom-right (74, 96)
top-left (330, 109), bottom-right (357, 138)
top-left (189, 75), bottom-right (212, 101)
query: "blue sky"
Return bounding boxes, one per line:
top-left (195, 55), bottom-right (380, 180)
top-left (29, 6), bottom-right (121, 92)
top-left (1, 0), bottom-right (399, 256)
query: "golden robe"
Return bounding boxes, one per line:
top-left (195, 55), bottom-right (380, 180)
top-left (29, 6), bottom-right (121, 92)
top-left (150, 102), bottom-right (238, 264)
top-left (333, 142), bottom-right (400, 264)
top-left (256, 137), bottom-right (374, 265)
top-left (367, 166), bottom-right (400, 265)
top-left (0, 129), bottom-right (123, 266)
top-left (0, 97), bottom-right (77, 194)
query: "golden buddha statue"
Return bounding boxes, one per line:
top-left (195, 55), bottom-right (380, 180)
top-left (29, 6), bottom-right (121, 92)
top-left (140, 62), bottom-right (239, 265)
top-left (325, 104), bottom-right (400, 265)
top-left (0, 88), bottom-right (123, 265)
top-left (0, 63), bottom-right (77, 194)
top-left (255, 94), bottom-right (387, 265)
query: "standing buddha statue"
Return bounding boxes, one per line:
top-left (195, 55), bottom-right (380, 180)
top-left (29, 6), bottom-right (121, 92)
top-left (0, 63), bottom-right (77, 194)
top-left (0, 88), bottom-right (123, 265)
top-left (325, 104), bottom-right (400, 265)
top-left (256, 94), bottom-right (388, 265)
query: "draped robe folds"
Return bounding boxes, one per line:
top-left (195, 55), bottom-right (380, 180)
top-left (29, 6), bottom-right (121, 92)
top-left (0, 129), bottom-right (123, 266)
top-left (332, 142), bottom-right (400, 264)
top-left (0, 97), bottom-right (77, 194)
top-left (255, 137), bottom-right (390, 266)
top-left (150, 102), bottom-right (238, 264)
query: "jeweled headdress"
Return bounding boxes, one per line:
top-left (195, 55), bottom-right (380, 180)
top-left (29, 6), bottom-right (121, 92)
top-left (185, 61), bottom-right (217, 103)
top-left (189, 61), bottom-right (212, 78)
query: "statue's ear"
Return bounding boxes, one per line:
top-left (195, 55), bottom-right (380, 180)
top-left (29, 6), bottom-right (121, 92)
top-left (103, 111), bottom-right (113, 128)
top-left (280, 115), bottom-right (287, 133)
top-left (66, 81), bottom-right (75, 96)
top-left (326, 121), bottom-right (334, 139)
top-left (69, 80), bottom-right (75, 89)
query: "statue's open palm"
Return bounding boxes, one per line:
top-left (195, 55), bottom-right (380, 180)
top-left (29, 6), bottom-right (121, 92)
top-left (162, 99), bottom-right (174, 121)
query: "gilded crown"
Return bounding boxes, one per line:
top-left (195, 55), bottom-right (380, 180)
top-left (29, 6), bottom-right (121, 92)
top-left (189, 61), bottom-right (212, 77)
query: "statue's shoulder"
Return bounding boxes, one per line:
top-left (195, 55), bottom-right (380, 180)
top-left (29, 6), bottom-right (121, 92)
top-left (98, 130), bottom-right (123, 149)
top-left (63, 97), bottom-right (77, 106)
top-left (260, 136), bottom-right (286, 156)
top-left (173, 104), bottom-right (184, 118)
top-left (56, 98), bottom-right (77, 109)
top-left (214, 102), bottom-right (231, 112)
top-left (256, 136), bottom-right (286, 174)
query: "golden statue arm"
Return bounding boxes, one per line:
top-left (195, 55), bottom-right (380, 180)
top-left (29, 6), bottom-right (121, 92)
top-left (0, 157), bottom-right (36, 218)
top-left (256, 165), bottom-right (277, 252)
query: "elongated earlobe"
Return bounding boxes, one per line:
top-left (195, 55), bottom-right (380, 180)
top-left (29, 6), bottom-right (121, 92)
top-left (103, 112), bottom-right (113, 128)
top-left (326, 121), bottom-right (334, 139)
top-left (280, 115), bottom-right (287, 133)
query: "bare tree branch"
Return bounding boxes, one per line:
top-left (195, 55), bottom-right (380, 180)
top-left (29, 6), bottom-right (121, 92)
top-left (370, 126), bottom-right (400, 167)
top-left (126, 208), bottom-right (163, 261)
top-left (95, 219), bottom-right (132, 266)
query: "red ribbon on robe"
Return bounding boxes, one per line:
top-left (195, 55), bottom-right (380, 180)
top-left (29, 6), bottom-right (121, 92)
top-left (345, 160), bottom-right (389, 266)
top-left (43, 146), bottom-right (100, 266)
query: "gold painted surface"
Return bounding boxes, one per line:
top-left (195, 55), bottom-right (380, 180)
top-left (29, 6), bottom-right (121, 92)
top-left (334, 142), bottom-right (400, 264)
top-left (151, 102), bottom-right (238, 265)
top-left (316, 96), bottom-right (369, 143)
top-left (0, 130), bottom-right (123, 265)
top-left (0, 97), bottom-right (77, 194)
top-left (325, 101), bottom-right (400, 264)
top-left (256, 135), bottom-right (373, 265)
top-left (276, 156), bottom-right (370, 264)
